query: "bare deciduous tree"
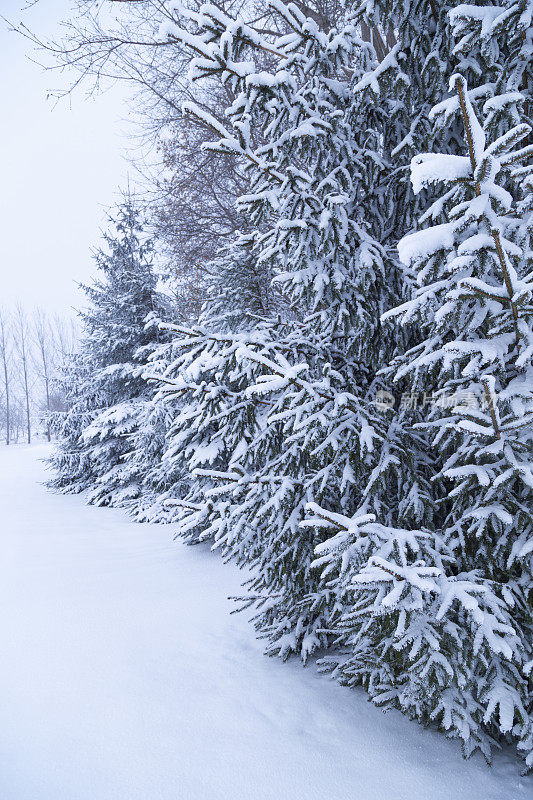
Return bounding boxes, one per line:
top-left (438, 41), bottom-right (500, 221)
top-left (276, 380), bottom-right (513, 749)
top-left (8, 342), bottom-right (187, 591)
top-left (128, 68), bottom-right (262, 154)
top-left (32, 308), bottom-right (55, 441)
top-left (0, 309), bottom-right (12, 445)
top-left (13, 304), bottom-right (33, 444)
top-left (0, 306), bottom-right (78, 445)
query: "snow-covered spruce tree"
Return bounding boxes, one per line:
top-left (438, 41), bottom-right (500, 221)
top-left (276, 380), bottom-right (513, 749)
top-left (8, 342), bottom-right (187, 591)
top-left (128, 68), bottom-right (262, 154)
top-left (448, 0), bottom-right (532, 139)
top-left (49, 196), bottom-right (166, 507)
top-left (305, 75), bottom-right (533, 765)
top-left (153, 0), bottom-right (429, 661)
top-left (139, 230), bottom-right (282, 521)
top-left (48, 353), bottom-right (98, 493)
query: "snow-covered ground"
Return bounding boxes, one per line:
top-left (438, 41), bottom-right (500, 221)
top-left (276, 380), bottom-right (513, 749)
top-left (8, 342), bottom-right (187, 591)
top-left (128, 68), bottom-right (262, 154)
top-left (0, 445), bottom-right (529, 800)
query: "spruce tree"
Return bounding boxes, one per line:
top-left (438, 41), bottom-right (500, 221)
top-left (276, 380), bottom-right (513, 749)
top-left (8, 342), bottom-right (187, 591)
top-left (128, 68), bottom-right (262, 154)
top-left (155, 0), bottom-right (415, 660)
top-left (50, 195), bottom-right (166, 507)
top-left (306, 63), bottom-right (532, 771)
top-left (48, 353), bottom-right (98, 493)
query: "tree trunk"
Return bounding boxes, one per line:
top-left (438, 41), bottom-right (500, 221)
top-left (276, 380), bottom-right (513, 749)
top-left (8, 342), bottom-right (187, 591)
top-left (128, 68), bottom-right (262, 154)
top-left (45, 375), bottom-right (51, 442)
top-left (2, 354), bottom-right (9, 446)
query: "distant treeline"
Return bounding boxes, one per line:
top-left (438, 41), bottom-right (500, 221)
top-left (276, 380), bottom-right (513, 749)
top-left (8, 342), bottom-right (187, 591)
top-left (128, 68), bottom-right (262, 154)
top-left (0, 306), bottom-right (77, 444)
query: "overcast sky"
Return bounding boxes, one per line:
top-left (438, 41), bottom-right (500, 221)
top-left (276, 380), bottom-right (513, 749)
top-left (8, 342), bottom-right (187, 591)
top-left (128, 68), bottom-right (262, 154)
top-left (1, 0), bottom-right (134, 316)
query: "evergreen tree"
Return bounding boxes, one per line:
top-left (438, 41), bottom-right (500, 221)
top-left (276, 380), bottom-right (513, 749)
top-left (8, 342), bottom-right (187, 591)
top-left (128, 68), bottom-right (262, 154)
top-left (48, 353), bottom-right (98, 493)
top-left (307, 68), bottom-right (532, 768)
top-left (155, 0), bottom-right (418, 661)
top-left (49, 195), bottom-right (166, 507)
top-left (156, 0), bottom-right (532, 764)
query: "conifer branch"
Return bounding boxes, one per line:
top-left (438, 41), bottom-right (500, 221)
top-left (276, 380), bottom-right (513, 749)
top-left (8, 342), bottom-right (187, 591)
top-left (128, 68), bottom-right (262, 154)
top-left (481, 379), bottom-right (501, 440)
top-left (454, 77), bottom-right (522, 346)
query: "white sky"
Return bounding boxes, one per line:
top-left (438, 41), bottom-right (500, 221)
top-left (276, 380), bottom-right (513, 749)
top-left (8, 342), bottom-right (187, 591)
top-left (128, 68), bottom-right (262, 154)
top-left (1, 0), bottom-right (134, 316)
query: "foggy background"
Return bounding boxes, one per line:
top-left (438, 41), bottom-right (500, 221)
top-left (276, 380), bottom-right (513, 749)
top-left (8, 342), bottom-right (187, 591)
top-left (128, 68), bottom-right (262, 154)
top-left (1, 0), bottom-right (133, 316)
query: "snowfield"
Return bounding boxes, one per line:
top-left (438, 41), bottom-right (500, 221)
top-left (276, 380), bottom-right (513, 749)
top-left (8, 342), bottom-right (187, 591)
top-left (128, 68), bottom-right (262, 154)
top-left (0, 444), bottom-right (530, 800)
